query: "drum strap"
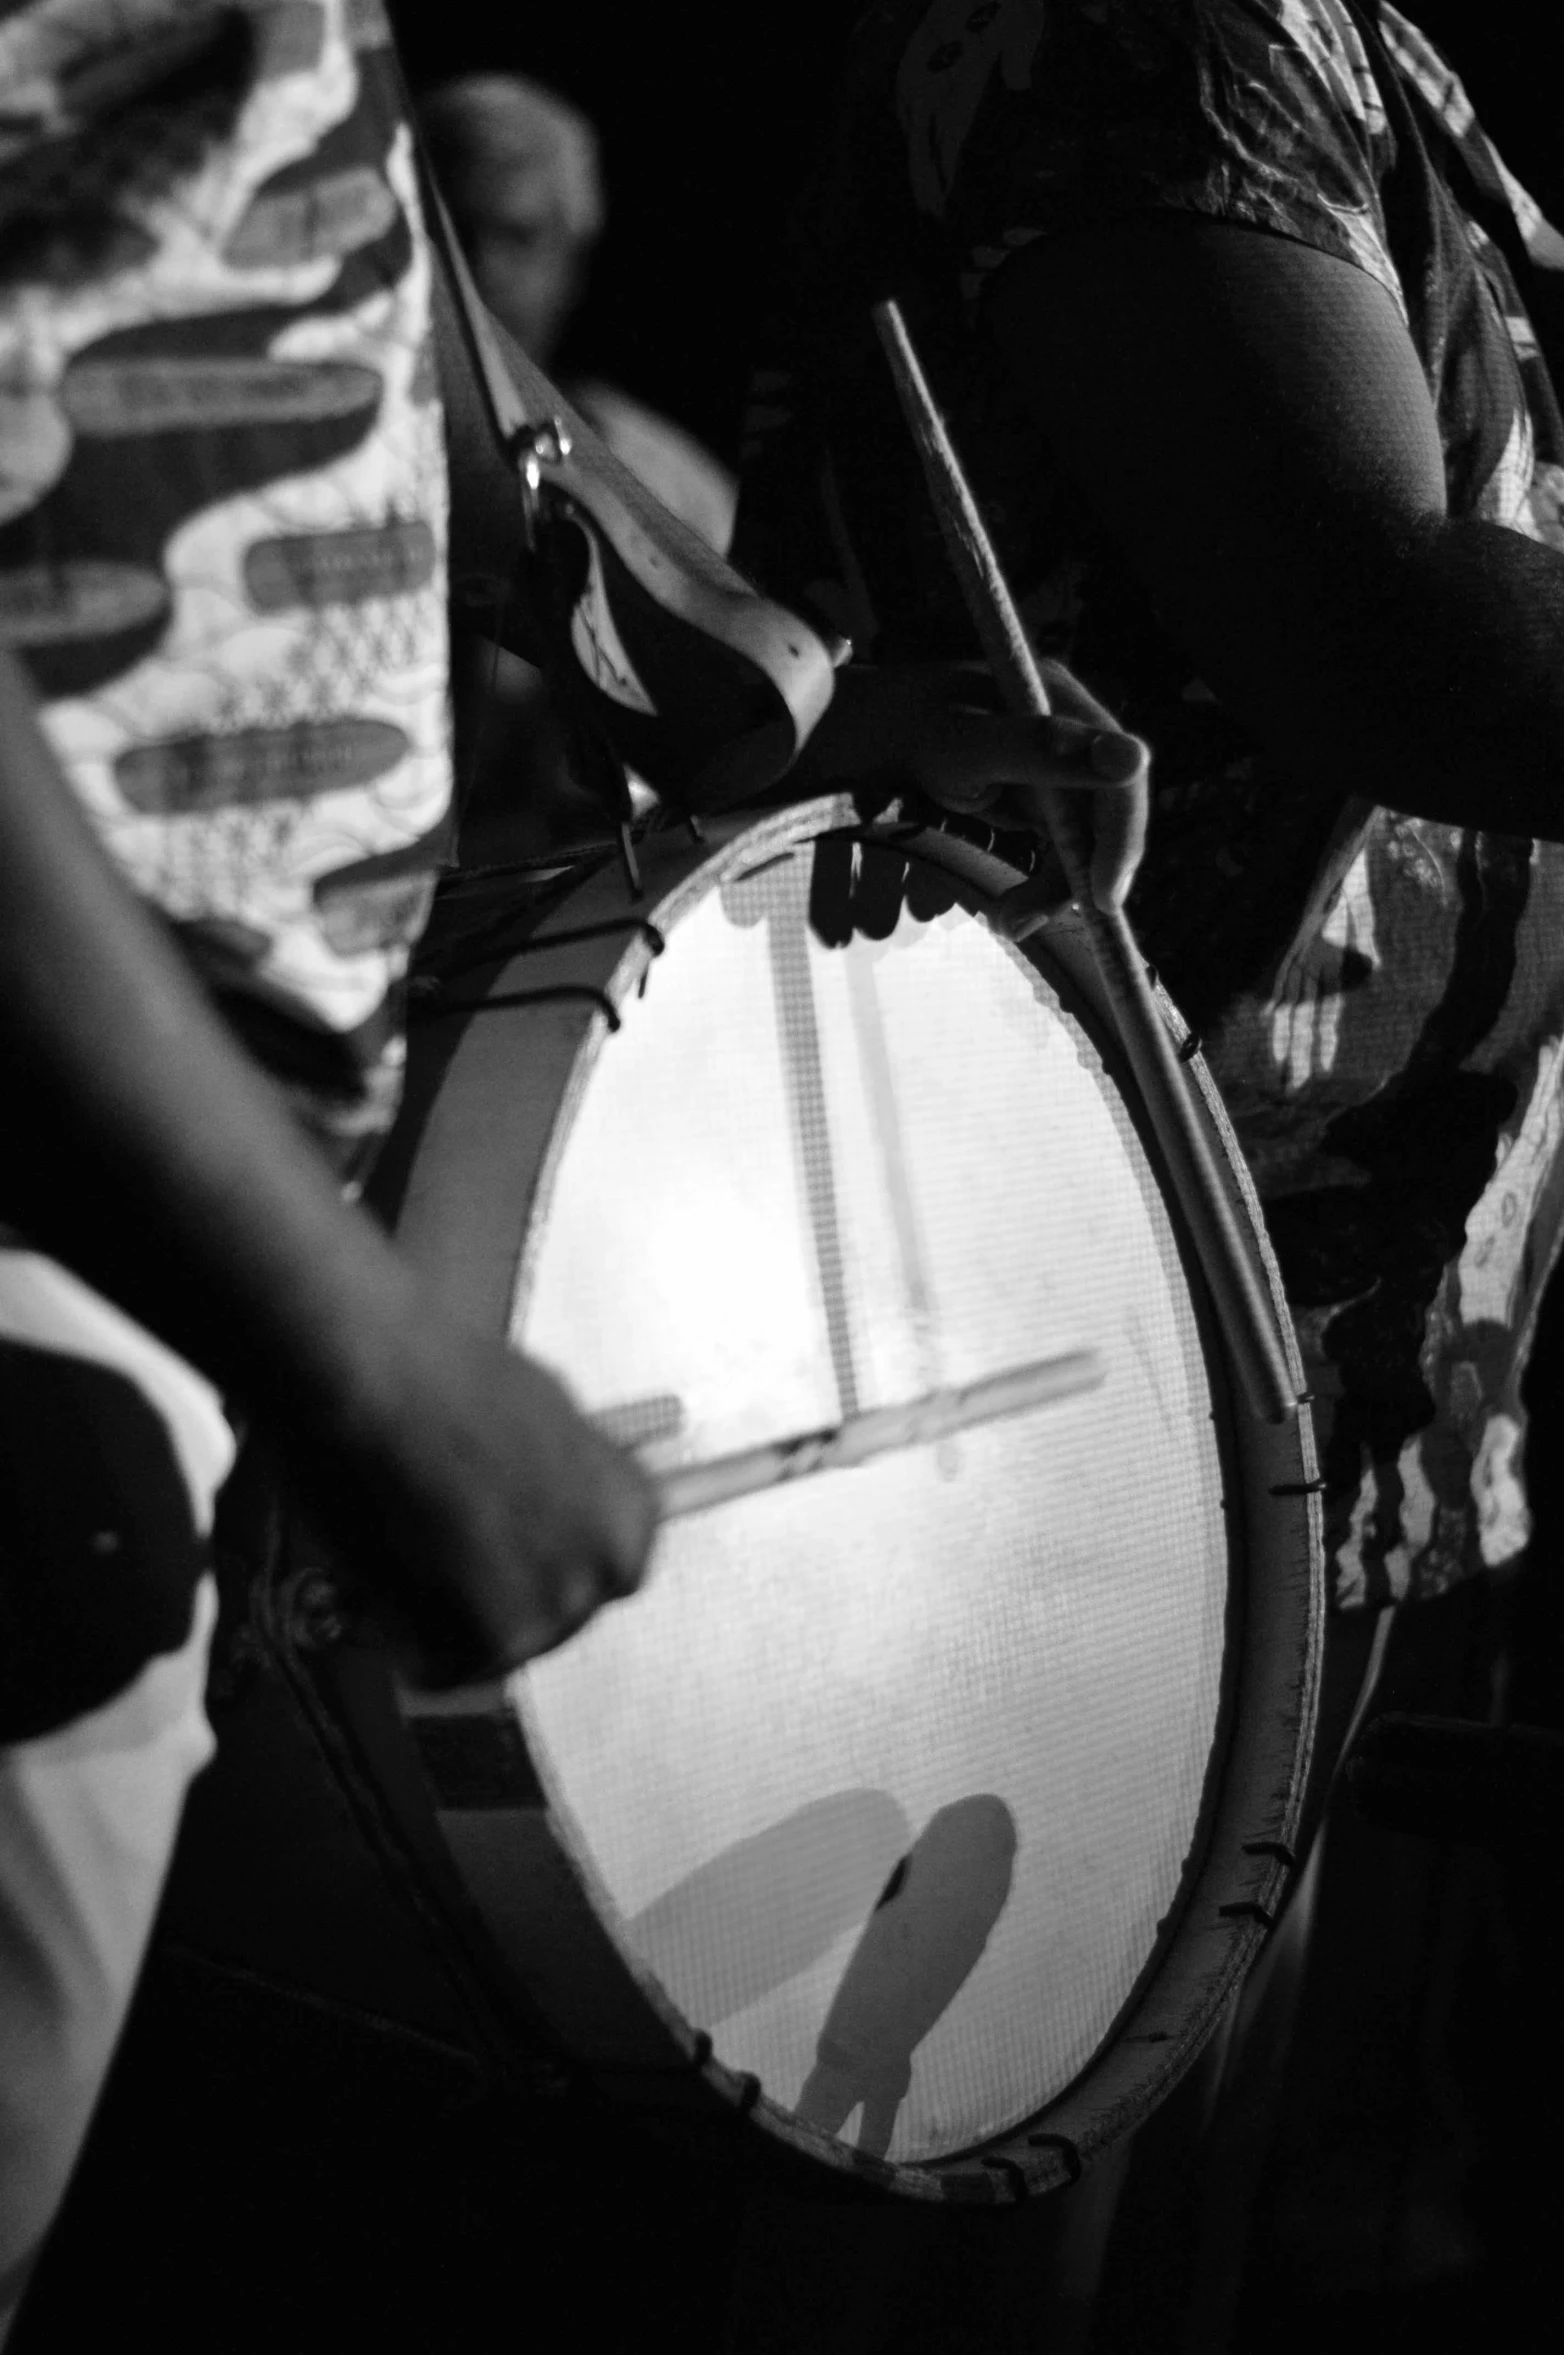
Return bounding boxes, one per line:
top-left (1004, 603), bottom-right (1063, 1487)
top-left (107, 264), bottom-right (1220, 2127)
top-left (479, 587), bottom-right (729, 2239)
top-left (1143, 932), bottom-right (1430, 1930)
top-left (410, 148), bottom-right (578, 521)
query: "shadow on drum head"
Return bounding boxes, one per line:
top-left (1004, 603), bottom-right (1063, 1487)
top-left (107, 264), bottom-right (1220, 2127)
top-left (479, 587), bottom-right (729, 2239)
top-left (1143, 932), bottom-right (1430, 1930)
top-left (626, 1788), bottom-right (912, 2030)
top-left (798, 1797), bottom-right (1018, 2158)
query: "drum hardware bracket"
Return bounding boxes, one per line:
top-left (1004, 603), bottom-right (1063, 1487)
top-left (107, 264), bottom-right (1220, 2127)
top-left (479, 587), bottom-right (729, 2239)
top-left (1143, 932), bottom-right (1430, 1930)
top-left (981, 2155), bottom-right (1030, 2202)
top-left (1022, 2132), bottom-right (1083, 2185)
top-left (733, 2071), bottom-right (763, 2116)
top-left (1218, 1899), bottom-right (1277, 1929)
top-left (1178, 1031), bottom-right (1203, 1063)
top-left (1269, 1477), bottom-right (1327, 1498)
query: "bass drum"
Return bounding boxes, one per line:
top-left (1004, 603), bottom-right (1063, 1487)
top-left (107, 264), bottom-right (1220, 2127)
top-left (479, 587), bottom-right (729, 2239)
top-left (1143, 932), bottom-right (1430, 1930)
top-left (351, 796), bottom-right (1322, 2204)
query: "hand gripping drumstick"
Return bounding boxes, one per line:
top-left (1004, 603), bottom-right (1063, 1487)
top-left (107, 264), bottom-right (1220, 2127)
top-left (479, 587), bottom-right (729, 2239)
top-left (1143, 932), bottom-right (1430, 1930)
top-left (655, 1350), bottom-right (1102, 1519)
top-left (872, 301), bottom-right (1295, 1427)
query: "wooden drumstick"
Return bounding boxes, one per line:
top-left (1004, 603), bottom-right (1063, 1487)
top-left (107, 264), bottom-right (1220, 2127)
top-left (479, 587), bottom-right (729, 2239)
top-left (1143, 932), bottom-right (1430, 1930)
top-left (872, 301), bottom-right (1295, 1426)
top-left (655, 1349), bottom-right (1103, 1520)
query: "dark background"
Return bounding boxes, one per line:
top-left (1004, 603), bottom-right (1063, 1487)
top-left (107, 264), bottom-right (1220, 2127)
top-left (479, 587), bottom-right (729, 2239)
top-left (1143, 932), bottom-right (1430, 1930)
top-left (391, 1), bottom-right (1564, 467)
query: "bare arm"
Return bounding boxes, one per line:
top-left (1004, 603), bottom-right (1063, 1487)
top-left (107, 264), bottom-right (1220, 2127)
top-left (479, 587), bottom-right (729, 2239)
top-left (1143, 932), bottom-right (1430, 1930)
top-left (0, 652), bottom-right (655, 1682)
top-left (982, 215), bottom-right (1564, 840)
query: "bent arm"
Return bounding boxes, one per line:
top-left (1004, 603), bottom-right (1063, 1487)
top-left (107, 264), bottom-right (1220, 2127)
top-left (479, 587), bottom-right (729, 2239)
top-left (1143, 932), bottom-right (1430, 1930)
top-left (985, 217), bottom-right (1564, 839)
top-left (0, 653), bottom-right (654, 1679)
top-left (0, 652), bottom-right (413, 1406)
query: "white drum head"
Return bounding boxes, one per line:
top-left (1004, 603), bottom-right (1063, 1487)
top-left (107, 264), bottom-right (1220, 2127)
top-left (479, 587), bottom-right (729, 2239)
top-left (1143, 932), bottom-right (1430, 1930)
top-left (509, 841), bottom-right (1229, 2166)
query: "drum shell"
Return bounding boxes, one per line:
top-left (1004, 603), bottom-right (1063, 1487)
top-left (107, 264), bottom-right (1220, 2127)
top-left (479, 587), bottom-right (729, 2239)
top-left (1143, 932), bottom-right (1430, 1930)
top-left (348, 799), bottom-right (1325, 2203)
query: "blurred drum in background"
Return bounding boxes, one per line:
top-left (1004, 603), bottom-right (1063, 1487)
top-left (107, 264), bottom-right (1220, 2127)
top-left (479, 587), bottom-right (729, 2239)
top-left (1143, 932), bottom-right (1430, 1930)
top-left (303, 796), bottom-right (1320, 2200)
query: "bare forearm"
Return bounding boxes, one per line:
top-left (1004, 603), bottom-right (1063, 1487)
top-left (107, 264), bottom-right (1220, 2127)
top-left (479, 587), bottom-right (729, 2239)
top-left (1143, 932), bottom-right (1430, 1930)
top-left (0, 654), bottom-right (416, 1432)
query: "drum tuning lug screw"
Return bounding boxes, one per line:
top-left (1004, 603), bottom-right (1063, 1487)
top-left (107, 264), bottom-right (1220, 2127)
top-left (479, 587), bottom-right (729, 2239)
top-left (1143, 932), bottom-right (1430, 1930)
top-left (1218, 1898), bottom-right (1276, 1929)
top-left (507, 416), bottom-right (572, 548)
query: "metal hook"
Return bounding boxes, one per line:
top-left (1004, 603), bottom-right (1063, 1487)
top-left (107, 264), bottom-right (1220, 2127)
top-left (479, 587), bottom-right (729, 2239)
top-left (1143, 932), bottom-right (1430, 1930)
top-left (507, 415), bottom-right (573, 547)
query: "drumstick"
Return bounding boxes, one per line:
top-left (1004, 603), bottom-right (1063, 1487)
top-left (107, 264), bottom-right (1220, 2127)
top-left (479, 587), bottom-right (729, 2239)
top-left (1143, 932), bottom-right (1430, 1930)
top-left (655, 1349), bottom-right (1103, 1519)
top-left (872, 301), bottom-right (1295, 1427)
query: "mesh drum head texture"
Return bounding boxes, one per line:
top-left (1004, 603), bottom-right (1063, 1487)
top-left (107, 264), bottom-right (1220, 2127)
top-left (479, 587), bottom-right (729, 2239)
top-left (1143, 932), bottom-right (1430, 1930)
top-left (509, 841), bottom-right (1229, 2167)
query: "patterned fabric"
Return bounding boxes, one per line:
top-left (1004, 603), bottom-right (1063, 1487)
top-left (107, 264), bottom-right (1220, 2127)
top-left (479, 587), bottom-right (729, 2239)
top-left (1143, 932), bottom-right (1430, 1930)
top-left (0, 0), bottom-right (450, 1182)
top-left (736, 0), bottom-right (1564, 1610)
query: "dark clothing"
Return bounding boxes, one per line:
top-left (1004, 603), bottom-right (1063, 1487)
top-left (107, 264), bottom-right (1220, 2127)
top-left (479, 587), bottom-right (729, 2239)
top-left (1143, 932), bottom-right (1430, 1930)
top-left (736, 1), bottom-right (1564, 1609)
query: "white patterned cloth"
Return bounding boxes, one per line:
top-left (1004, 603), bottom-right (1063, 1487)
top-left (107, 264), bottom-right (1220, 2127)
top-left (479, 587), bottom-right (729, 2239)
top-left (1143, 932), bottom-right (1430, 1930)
top-left (0, 0), bottom-right (451, 1180)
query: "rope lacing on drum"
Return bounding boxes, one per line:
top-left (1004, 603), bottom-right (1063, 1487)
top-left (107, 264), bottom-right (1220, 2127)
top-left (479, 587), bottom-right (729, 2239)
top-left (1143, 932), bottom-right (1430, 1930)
top-left (411, 888), bottom-right (666, 1026)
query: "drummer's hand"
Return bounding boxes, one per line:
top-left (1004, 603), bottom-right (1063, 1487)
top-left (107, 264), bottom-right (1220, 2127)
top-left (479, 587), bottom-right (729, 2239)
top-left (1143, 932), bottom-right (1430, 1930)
top-left (920, 659), bottom-right (1149, 931)
top-left (813, 659), bottom-right (1149, 923)
top-left (298, 1293), bottom-right (659, 1689)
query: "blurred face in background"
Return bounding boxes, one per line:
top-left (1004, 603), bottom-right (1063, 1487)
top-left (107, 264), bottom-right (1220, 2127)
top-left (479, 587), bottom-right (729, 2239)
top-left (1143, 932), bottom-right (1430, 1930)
top-left (421, 76), bottom-right (605, 365)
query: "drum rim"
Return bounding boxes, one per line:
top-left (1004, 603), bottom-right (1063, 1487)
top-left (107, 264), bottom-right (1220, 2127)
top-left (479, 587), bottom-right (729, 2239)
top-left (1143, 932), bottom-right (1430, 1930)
top-left (372, 796), bottom-right (1325, 2203)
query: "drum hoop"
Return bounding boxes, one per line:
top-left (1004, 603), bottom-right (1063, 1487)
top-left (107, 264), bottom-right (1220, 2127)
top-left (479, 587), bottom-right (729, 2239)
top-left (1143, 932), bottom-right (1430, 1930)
top-left (364, 797), bottom-right (1324, 2202)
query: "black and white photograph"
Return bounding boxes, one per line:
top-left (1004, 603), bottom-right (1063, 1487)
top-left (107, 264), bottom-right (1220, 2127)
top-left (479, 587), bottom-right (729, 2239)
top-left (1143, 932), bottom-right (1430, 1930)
top-left (3, 5), bottom-right (1561, 2349)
